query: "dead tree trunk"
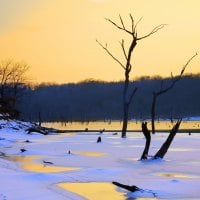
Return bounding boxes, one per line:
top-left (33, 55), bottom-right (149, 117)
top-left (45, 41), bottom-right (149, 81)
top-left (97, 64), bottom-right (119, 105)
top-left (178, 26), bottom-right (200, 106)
top-left (151, 93), bottom-right (157, 134)
top-left (153, 120), bottom-right (182, 159)
top-left (121, 76), bottom-right (137, 138)
top-left (140, 122), bottom-right (151, 160)
top-left (121, 102), bottom-right (129, 138)
top-left (140, 120), bottom-right (182, 160)
top-left (151, 53), bottom-right (197, 134)
top-left (38, 111), bottom-right (42, 127)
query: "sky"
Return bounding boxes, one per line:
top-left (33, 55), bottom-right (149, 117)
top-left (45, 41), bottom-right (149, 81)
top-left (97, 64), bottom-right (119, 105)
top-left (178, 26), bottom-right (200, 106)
top-left (0, 0), bottom-right (199, 83)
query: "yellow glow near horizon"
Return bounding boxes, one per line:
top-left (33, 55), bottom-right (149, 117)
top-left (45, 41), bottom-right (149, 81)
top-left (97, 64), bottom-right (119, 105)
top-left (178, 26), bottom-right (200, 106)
top-left (0, 0), bottom-right (199, 83)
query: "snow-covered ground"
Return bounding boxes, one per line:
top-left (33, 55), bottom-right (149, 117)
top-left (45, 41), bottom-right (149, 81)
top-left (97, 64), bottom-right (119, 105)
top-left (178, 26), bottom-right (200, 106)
top-left (0, 120), bottom-right (200, 200)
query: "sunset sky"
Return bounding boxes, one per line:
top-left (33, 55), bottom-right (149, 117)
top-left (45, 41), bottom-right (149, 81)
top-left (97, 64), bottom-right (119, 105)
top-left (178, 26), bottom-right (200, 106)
top-left (0, 0), bottom-right (199, 83)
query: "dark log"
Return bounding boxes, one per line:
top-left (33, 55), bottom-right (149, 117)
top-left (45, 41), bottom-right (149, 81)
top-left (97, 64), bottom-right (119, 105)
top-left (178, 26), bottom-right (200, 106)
top-left (26, 127), bottom-right (48, 135)
top-left (154, 120), bottom-right (182, 159)
top-left (112, 181), bottom-right (140, 192)
top-left (0, 151), bottom-right (6, 157)
top-left (140, 122), bottom-right (151, 160)
top-left (43, 160), bottom-right (54, 165)
top-left (20, 148), bottom-right (27, 153)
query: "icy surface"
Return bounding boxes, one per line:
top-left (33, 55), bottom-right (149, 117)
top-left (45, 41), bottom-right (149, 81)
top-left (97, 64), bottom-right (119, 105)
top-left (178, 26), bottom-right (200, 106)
top-left (0, 120), bottom-right (200, 199)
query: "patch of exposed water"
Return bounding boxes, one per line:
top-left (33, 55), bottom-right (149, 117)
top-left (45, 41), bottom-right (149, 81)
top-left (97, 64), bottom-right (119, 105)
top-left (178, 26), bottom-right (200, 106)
top-left (21, 163), bottom-right (79, 173)
top-left (57, 182), bottom-right (126, 200)
top-left (155, 172), bottom-right (200, 179)
top-left (4, 155), bottom-right (80, 173)
top-left (57, 182), bottom-right (158, 200)
top-left (6, 155), bottom-right (39, 163)
top-left (75, 151), bottom-right (107, 157)
top-left (128, 198), bottom-right (158, 200)
top-left (44, 120), bottom-right (200, 132)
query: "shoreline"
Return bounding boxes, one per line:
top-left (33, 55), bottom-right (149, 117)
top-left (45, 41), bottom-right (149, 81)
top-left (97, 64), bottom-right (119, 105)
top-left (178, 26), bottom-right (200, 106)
top-left (54, 128), bottom-right (200, 134)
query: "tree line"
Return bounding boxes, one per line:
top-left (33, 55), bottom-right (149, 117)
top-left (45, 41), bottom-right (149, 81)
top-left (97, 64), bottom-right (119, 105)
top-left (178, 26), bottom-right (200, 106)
top-left (0, 59), bottom-right (29, 119)
top-left (18, 74), bottom-right (200, 122)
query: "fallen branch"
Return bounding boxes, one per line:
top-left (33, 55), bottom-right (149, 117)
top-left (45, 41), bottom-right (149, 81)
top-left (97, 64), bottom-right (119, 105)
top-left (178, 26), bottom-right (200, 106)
top-left (26, 127), bottom-right (48, 135)
top-left (112, 181), bottom-right (141, 192)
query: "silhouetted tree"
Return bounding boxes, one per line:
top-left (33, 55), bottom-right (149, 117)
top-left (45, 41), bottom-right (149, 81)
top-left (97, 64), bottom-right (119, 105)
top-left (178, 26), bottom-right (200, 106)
top-left (140, 120), bottom-right (182, 160)
top-left (97, 14), bottom-right (166, 137)
top-left (0, 59), bottom-right (29, 118)
top-left (151, 53), bottom-right (197, 134)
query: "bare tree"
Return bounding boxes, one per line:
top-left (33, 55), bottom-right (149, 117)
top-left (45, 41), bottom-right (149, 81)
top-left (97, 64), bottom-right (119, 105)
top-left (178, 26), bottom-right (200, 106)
top-left (151, 53), bottom-right (197, 134)
top-left (0, 59), bottom-right (29, 119)
top-left (0, 59), bottom-right (13, 99)
top-left (140, 119), bottom-right (182, 160)
top-left (97, 14), bottom-right (166, 137)
top-left (10, 61), bottom-right (29, 99)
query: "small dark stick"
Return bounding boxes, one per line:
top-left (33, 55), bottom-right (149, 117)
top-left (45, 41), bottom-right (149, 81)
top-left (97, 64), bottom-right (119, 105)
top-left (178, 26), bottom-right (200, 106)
top-left (97, 136), bottom-right (101, 143)
top-left (43, 160), bottom-right (54, 165)
top-left (20, 148), bottom-right (27, 153)
top-left (112, 181), bottom-right (157, 197)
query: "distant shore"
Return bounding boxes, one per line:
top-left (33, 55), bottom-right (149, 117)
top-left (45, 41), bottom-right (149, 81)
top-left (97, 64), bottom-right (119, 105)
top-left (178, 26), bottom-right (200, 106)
top-left (54, 128), bottom-right (200, 134)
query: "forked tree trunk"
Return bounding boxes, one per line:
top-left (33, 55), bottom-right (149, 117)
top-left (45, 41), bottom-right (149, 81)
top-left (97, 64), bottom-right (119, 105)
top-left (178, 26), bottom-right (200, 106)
top-left (153, 120), bottom-right (182, 159)
top-left (140, 120), bottom-right (182, 160)
top-left (140, 122), bottom-right (151, 160)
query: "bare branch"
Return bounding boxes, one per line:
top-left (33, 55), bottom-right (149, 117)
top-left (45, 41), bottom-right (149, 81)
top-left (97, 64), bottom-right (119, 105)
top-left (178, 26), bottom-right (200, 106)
top-left (137, 24), bottom-right (167, 40)
top-left (151, 52), bottom-right (198, 134)
top-left (170, 72), bottom-right (174, 80)
top-left (129, 14), bottom-right (134, 33)
top-left (134, 17), bottom-right (143, 32)
top-left (119, 39), bottom-right (128, 60)
top-left (119, 15), bottom-right (126, 30)
top-left (105, 18), bottom-right (132, 35)
top-left (157, 53), bottom-right (198, 96)
top-left (180, 52), bottom-right (198, 76)
top-left (96, 39), bottom-right (126, 70)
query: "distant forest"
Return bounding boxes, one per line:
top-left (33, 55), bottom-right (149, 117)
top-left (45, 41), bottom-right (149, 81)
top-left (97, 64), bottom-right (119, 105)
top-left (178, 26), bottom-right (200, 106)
top-left (18, 74), bottom-right (200, 122)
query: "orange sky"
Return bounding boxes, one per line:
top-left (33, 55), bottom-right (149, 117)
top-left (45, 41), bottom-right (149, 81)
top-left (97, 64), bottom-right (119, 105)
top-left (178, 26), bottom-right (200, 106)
top-left (0, 0), bottom-right (199, 83)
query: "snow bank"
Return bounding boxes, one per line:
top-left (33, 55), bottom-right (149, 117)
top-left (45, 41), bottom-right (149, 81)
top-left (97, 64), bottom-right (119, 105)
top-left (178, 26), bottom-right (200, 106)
top-left (0, 120), bottom-right (200, 199)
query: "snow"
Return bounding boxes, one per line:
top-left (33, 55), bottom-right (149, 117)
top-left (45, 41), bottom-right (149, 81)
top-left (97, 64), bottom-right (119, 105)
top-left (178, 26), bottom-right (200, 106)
top-left (0, 119), bottom-right (200, 200)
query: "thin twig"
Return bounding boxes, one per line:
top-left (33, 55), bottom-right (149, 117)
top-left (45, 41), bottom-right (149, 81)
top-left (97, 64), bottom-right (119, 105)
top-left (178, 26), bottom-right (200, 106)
top-left (96, 39), bottom-right (126, 70)
top-left (129, 14), bottom-right (134, 33)
top-left (119, 15), bottom-right (126, 30)
top-left (120, 39), bottom-right (128, 60)
top-left (137, 24), bottom-right (167, 40)
top-left (105, 18), bottom-right (132, 35)
top-left (134, 16), bottom-right (143, 32)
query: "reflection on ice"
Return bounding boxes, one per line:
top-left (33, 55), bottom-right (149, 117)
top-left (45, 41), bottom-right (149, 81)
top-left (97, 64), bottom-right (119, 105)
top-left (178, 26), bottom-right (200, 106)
top-left (156, 172), bottom-right (199, 179)
top-left (5, 155), bottom-right (80, 173)
top-left (128, 198), bottom-right (157, 200)
top-left (58, 182), bottom-right (126, 200)
top-left (22, 163), bottom-right (80, 173)
top-left (6, 155), bottom-right (39, 163)
top-left (57, 182), bottom-right (158, 200)
top-left (75, 151), bottom-right (107, 157)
